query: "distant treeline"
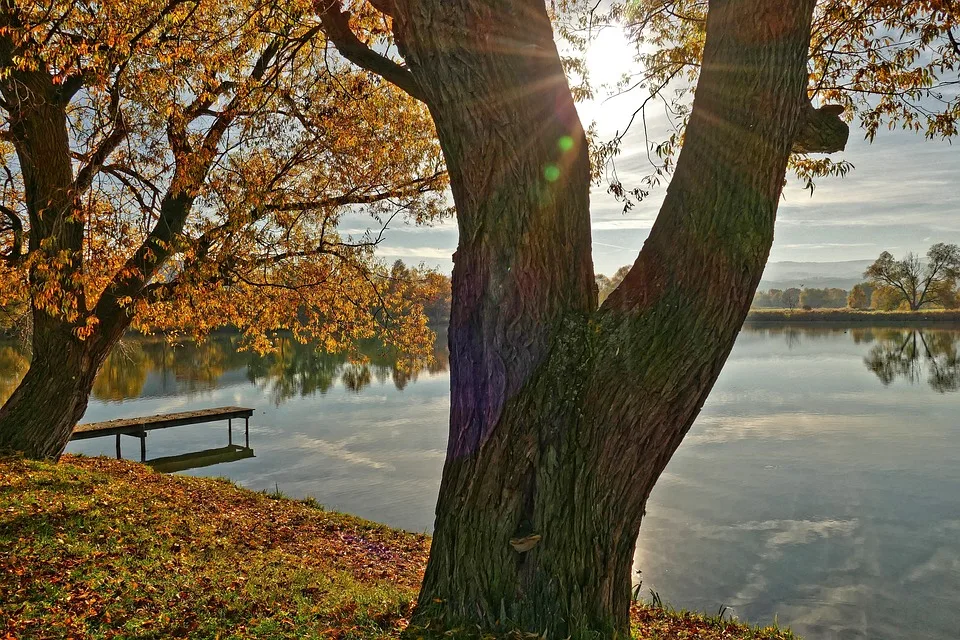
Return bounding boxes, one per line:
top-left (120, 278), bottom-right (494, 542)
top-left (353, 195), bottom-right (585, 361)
top-left (753, 282), bottom-right (958, 311)
top-left (598, 244), bottom-right (960, 312)
top-left (744, 244), bottom-right (959, 312)
top-left (752, 287), bottom-right (847, 309)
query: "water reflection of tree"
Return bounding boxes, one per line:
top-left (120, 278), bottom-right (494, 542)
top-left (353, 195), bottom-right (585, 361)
top-left (745, 325), bottom-right (825, 349)
top-left (0, 344), bottom-right (28, 405)
top-left (864, 329), bottom-right (960, 392)
top-left (245, 338), bottom-right (343, 402)
top-left (744, 325), bottom-right (960, 392)
top-left (248, 332), bottom-right (449, 403)
top-left (92, 341), bottom-right (149, 401)
top-left (90, 338), bottom-right (248, 402)
top-left (79, 330), bottom-right (450, 405)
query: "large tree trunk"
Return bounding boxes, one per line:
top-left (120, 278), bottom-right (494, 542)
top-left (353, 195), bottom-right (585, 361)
top-left (378, 0), bottom-right (821, 637)
top-left (0, 54), bottom-right (136, 459)
top-left (0, 61), bottom-right (97, 459)
top-left (0, 314), bottom-right (126, 459)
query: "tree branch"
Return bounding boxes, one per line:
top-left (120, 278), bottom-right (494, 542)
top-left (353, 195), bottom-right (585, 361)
top-left (948, 29), bottom-right (960, 58)
top-left (73, 70), bottom-right (132, 193)
top-left (317, 0), bottom-right (424, 101)
top-left (74, 118), bottom-right (127, 193)
top-left (184, 80), bottom-right (237, 120)
top-left (367, 0), bottom-right (395, 18)
top-left (94, 36), bottom-right (290, 326)
top-left (101, 164), bottom-right (162, 201)
top-left (870, 271), bottom-right (914, 308)
top-left (102, 166), bottom-right (157, 214)
top-left (57, 70), bottom-right (95, 103)
top-left (264, 171), bottom-right (445, 212)
top-left (252, 244), bottom-right (346, 267)
top-left (0, 202), bottom-right (24, 263)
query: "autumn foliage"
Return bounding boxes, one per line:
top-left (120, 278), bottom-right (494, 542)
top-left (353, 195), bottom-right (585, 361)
top-left (0, 0), bottom-right (447, 350)
top-left (0, 0), bottom-right (449, 456)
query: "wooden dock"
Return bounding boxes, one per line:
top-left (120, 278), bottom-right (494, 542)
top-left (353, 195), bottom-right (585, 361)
top-left (72, 406), bottom-right (254, 462)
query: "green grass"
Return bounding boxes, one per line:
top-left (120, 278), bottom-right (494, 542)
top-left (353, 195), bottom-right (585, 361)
top-left (0, 456), bottom-right (799, 639)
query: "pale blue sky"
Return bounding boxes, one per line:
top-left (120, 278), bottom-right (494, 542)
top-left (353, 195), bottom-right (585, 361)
top-left (367, 26), bottom-right (959, 277)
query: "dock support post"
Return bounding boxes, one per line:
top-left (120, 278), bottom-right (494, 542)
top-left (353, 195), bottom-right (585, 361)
top-left (140, 431), bottom-right (146, 462)
top-left (228, 418), bottom-right (232, 445)
top-left (244, 417), bottom-right (249, 448)
top-left (116, 434), bottom-right (121, 459)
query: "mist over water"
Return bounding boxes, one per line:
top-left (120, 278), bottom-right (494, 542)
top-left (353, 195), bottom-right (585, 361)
top-left (2, 325), bottom-right (958, 640)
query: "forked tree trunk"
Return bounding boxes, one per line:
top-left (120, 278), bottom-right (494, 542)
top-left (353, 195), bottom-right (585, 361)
top-left (380, 0), bottom-right (821, 636)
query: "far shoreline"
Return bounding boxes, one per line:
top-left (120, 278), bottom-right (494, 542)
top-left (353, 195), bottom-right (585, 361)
top-left (745, 309), bottom-right (960, 326)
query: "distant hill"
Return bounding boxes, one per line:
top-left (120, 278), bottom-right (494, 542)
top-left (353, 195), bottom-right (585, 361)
top-left (758, 259), bottom-right (873, 291)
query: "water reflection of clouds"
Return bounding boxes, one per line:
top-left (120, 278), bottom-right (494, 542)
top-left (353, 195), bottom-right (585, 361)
top-left (632, 327), bottom-right (960, 640)
top-left (777, 584), bottom-right (874, 639)
top-left (289, 432), bottom-right (394, 470)
top-left (636, 511), bottom-right (904, 639)
top-left (690, 518), bottom-right (860, 546)
top-left (726, 519), bottom-right (860, 605)
top-left (684, 414), bottom-right (878, 446)
top-left (905, 547), bottom-right (960, 583)
top-left (776, 519), bottom-right (960, 640)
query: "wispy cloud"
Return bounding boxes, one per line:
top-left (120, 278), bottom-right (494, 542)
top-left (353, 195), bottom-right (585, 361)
top-left (778, 242), bottom-right (875, 249)
top-left (376, 246), bottom-right (453, 260)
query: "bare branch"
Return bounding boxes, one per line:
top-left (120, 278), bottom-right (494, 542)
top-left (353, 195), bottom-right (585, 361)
top-left (73, 94), bottom-right (128, 192)
top-left (948, 29), bottom-right (960, 58)
top-left (0, 202), bottom-right (24, 263)
top-left (101, 164), bottom-right (162, 201)
top-left (264, 171), bottom-right (445, 212)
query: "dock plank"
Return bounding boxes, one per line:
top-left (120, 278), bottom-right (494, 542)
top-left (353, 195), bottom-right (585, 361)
top-left (72, 406), bottom-right (254, 440)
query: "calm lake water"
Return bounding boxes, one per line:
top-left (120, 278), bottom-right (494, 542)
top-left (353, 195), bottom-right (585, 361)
top-left (2, 325), bottom-right (959, 640)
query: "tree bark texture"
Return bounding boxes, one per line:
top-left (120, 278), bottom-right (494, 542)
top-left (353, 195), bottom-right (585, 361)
top-left (369, 0), bottom-right (821, 637)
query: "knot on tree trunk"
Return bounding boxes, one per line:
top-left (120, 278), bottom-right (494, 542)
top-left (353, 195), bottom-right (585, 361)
top-left (509, 534), bottom-right (541, 553)
top-left (792, 102), bottom-right (849, 154)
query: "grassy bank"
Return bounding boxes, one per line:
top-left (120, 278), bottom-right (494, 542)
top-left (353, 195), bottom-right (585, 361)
top-left (0, 456), bottom-right (798, 639)
top-left (746, 308), bottom-right (960, 325)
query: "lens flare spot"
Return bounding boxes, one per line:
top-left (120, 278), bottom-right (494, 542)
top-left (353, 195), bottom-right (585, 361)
top-left (544, 164), bottom-right (561, 182)
top-left (557, 136), bottom-right (574, 152)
